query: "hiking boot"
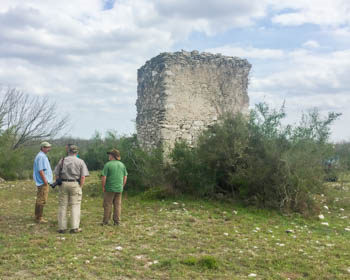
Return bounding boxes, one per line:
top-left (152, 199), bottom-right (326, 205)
top-left (35, 218), bottom-right (48, 223)
top-left (34, 205), bottom-right (47, 223)
top-left (57, 229), bottom-right (66, 234)
top-left (70, 228), bottom-right (82, 234)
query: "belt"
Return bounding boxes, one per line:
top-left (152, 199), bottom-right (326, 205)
top-left (61, 179), bottom-right (78, 182)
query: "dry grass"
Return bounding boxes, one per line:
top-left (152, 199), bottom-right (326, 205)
top-left (1, 173), bottom-right (350, 279)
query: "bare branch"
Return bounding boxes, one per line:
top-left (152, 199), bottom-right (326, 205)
top-left (0, 87), bottom-right (70, 149)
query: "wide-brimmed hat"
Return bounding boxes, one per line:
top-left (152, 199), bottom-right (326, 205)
top-left (69, 145), bottom-right (79, 153)
top-left (40, 141), bottom-right (52, 148)
top-left (107, 149), bottom-right (121, 160)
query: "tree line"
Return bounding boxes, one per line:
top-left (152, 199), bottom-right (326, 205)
top-left (1, 87), bottom-right (349, 214)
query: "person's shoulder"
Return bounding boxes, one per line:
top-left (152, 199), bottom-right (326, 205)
top-left (69, 155), bottom-right (82, 162)
top-left (106, 160), bottom-right (116, 167)
top-left (118, 161), bottom-right (126, 168)
top-left (68, 156), bottom-right (85, 166)
top-left (35, 151), bottom-right (45, 159)
top-left (106, 160), bottom-right (122, 167)
top-left (76, 157), bottom-right (87, 165)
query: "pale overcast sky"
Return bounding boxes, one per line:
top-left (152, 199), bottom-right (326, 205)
top-left (0, 0), bottom-right (350, 141)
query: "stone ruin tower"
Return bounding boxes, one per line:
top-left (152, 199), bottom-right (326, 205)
top-left (136, 50), bottom-right (251, 152)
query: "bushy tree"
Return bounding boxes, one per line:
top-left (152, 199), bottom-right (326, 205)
top-left (170, 113), bottom-right (249, 196)
top-left (122, 138), bottom-right (165, 192)
top-left (0, 129), bottom-right (26, 179)
top-left (169, 103), bottom-right (340, 214)
top-left (80, 131), bottom-right (166, 192)
top-left (82, 132), bottom-right (108, 170)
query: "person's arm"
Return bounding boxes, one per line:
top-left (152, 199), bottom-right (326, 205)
top-left (39, 170), bottom-right (48, 185)
top-left (101, 176), bottom-right (106, 192)
top-left (54, 158), bottom-right (64, 180)
top-left (80, 176), bottom-right (85, 188)
top-left (123, 176), bottom-right (127, 187)
top-left (54, 159), bottom-right (60, 176)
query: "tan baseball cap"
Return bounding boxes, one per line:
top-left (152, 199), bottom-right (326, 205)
top-left (40, 141), bottom-right (52, 148)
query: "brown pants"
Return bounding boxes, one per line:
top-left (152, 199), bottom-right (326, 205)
top-left (36, 184), bottom-right (49, 206)
top-left (35, 184), bottom-right (49, 221)
top-left (103, 192), bottom-right (122, 225)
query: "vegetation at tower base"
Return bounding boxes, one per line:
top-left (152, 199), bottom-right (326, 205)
top-left (0, 94), bottom-right (344, 215)
top-left (169, 103), bottom-right (341, 214)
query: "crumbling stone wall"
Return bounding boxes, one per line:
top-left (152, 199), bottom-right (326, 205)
top-left (136, 50), bottom-right (251, 152)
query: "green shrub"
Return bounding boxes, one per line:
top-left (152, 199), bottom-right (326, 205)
top-left (197, 256), bottom-right (219, 270)
top-left (80, 132), bottom-right (167, 193)
top-left (181, 256), bottom-right (219, 270)
top-left (122, 142), bottom-right (166, 193)
top-left (169, 141), bottom-right (214, 195)
top-left (0, 131), bottom-right (27, 180)
top-left (82, 132), bottom-right (108, 170)
top-left (170, 113), bottom-right (250, 196)
top-left (181, 257), bottom-right (197, 266)
top-left (169, 103), bottom-right (340, 214)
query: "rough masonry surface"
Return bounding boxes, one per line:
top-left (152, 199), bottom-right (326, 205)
top-left (136, 50), bottom-right (251, 152)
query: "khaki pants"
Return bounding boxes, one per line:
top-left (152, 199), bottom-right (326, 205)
top-left (35, 184), bottom-right (49, 221)
top-left (58, 181), bottom-right (82, 230)
top-left (103, 192), bottom-right (122, 225)
top-left (36, 184), bottom-right (49, 206)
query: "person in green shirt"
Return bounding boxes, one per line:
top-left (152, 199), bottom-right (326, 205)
top-left (101, 149), bottom-right (128, 226)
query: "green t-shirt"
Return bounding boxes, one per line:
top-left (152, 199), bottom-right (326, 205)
top-left (101, 160), bottom-right (128, 193)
